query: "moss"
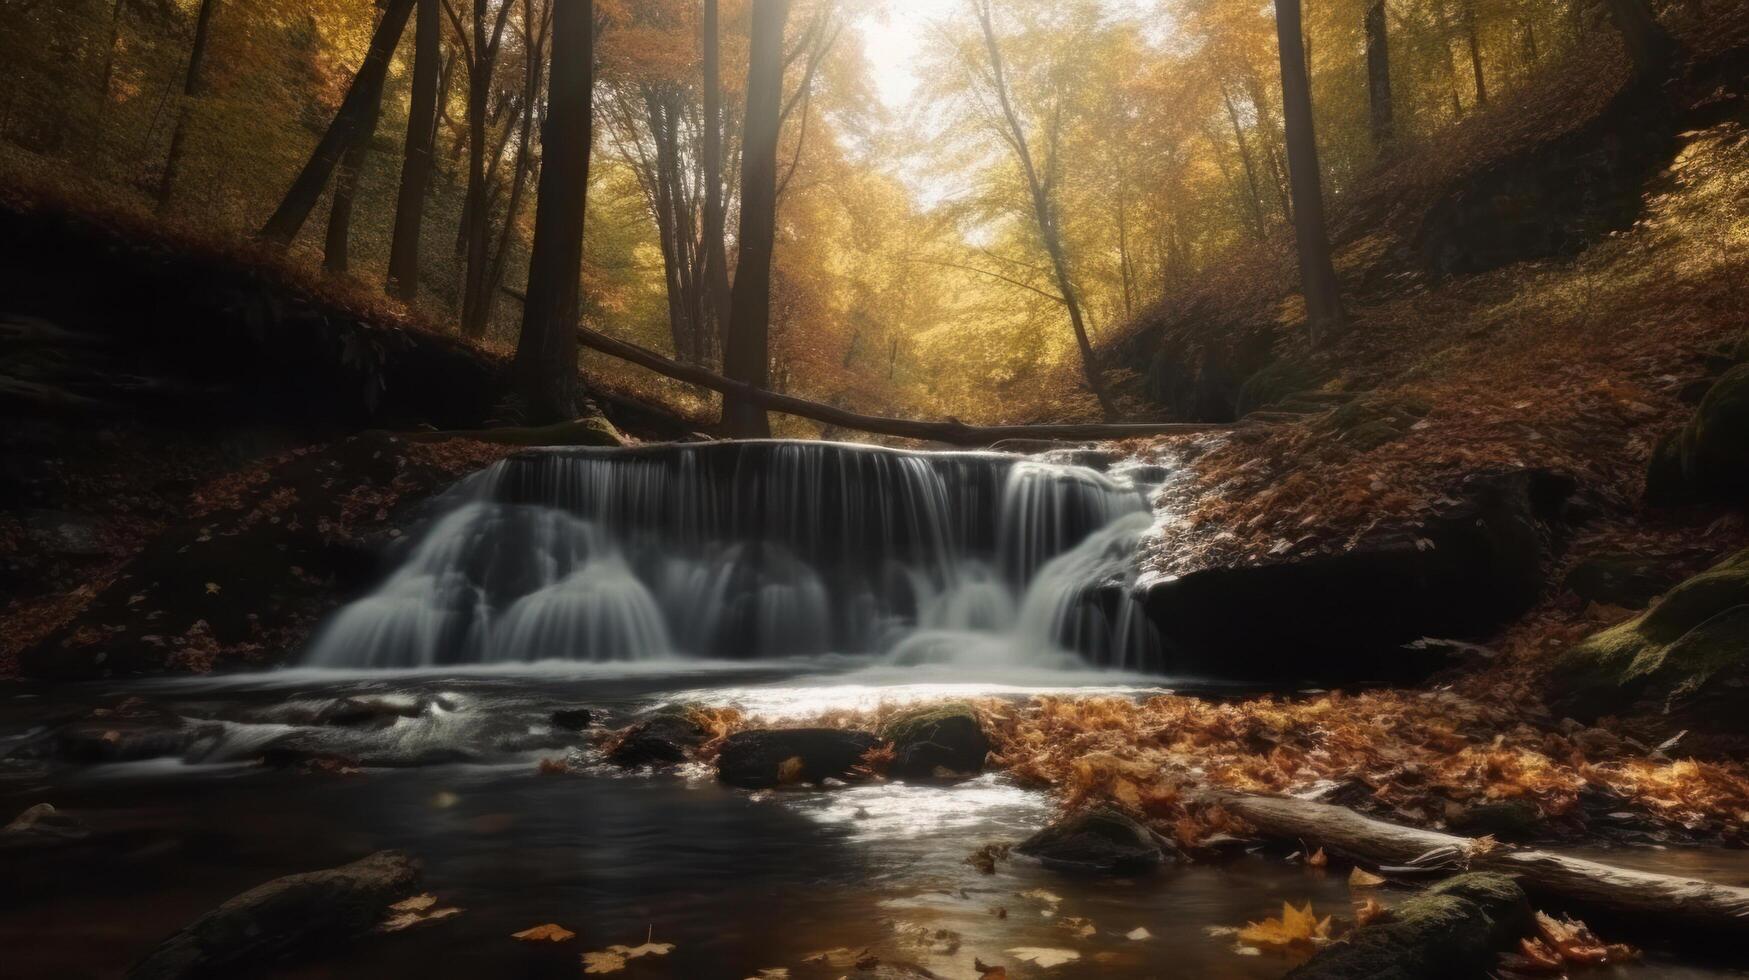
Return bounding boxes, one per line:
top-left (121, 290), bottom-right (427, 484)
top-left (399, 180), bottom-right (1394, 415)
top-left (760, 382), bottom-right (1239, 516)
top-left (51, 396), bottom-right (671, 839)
top-left (1234, 359), bottom-right (1331, 417)
top-left (1552, 548), bottom-right (1749, 719)
top-left (881, 701), bottom-right (990, 780)
top-left (880, 701), bottom-right (978, 742)
top-left (1650, 364), bottom-right (1749, 505)
top-left (1321, 394), bottom-right (1431, 452)
top-left (1288, 874), bottom-right (1530, 980)
top-left (407, 412), bottom-right (625, 448)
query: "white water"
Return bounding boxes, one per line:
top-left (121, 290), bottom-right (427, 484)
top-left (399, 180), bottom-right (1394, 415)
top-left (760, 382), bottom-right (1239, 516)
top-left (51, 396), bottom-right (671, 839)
top-left (304, 442), bottom-right (1165, 671)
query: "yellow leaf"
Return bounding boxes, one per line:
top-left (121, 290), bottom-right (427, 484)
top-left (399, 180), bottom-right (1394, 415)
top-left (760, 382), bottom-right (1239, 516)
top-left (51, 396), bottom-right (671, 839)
top-left (388, 893), bottom-right (437, 913)
top-left (1306, 847), bottom-right (1327, 868)
top-left (1126, 927), bottom-right (1152, 941)
top-left (205, 582), bottom-right (221, 594)
top-left (1235, 902), bottom-right (1331, 952)
top-left (511, 923), bottom-right (575, 942)
top-left (777, 755), bottom-right (805, 784)
top-left (582, 951), bottom-right (627, 974)
top-left (1349, 867), bottom-right (1387, 888)
top-left (1353, 898), bottom-right (1387, 927)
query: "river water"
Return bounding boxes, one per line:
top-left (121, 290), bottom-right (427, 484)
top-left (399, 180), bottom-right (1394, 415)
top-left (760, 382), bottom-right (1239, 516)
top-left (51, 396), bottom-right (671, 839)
top-left (2, 661), bottom-right (1745, 979)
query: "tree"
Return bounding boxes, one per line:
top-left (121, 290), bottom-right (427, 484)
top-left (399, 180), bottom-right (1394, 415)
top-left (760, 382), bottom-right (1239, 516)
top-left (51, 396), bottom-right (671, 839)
top-left (720, 0), bottom-right (790, 438)
top-left (323, 3), bottom-right (394, 275)
top-left (156, 0), bottom-right (219, 210)
top-left (454, 0), bottom-right (517, 338)
top-left (1365, 0), bottom-right (1394, 150)
top-left (512, 0), bottom-right (592, 423)
top-left (700, 0), bottom-right (733, 367)
top-left (1603, 0), bottom-right (1678, 80)
top-left (969, 0), bottom-right (1118, 420)
top-left (387, 0), bottom-right (443, 299)
top-left (259, 0), bottom-right (417, 246)
top-left (1273, 0), bottom-right (1343, 343)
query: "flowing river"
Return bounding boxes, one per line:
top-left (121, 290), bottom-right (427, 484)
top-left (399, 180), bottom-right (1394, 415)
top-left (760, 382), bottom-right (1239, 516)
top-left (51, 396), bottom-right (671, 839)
top-left (2, 443), bottom-right (1744, 977)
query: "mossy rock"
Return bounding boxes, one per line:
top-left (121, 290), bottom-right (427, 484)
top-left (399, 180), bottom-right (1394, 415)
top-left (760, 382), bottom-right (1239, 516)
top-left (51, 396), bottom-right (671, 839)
top-left (1321, 394), bottom-right (1431, 452)
top-left (1550, 548), bottom-right (1749, 723)
top-left (1234, 359), bottom-right (1331, 418)
top-left (880, 702), bottom-right (989, 781)
top-left (408, 411), bottom-right (625, 448)
top-left (1648, 364), bottom-right (1749, 506)
top-left (1288, 873), bottom-right (1530, 980)
top-left (716, 729), bottom-right (881, 789)
top-left (1015, 807), bottom-right (1165, 875)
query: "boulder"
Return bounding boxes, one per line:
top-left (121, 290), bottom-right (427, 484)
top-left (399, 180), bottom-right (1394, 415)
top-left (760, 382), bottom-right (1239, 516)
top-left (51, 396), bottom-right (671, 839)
top-left (608, 713), bottom-right (708, 767)
top-left (0, 803), bottom-right (90, 849)
top-left (1549, 548), bottom-right (1749, 744)
top-left (880, 703), bottom-right (989, 781)
top-left (1647, 363), bottom-right (1749, 506)
top-left (128, 850), bottom-right (421, 980)
top-left (550, 708), bottom-right (595, 732)
top-left (1015, 807), bottom-right (1166, 875)
top-left (1287, 873), bottom-right (1531, 980)
top-left (1143, 469), bottom-right (1572, 682)
top-left (716, 729), bottom-right (880, 789)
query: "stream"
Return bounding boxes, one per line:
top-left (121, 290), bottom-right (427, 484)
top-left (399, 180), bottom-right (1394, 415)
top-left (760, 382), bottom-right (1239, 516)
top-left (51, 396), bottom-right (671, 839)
top-left (4, 443), bottom-right (1747, 978)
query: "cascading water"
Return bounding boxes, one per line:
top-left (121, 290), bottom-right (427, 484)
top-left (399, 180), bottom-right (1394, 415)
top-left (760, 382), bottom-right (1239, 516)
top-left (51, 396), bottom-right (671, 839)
top-left (303, 441), bottom-right (1165, 671)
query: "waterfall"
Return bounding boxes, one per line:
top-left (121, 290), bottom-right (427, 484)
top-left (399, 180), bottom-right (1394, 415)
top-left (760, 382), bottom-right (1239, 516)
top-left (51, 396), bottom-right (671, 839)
top-left (303, 441), bottom-right (1165, 671)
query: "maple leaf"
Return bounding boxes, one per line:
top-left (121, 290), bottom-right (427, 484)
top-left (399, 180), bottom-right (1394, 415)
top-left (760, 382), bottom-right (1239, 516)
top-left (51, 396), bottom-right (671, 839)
top-left (1234, 902), bottom-right (1331, 953)
top-left (582, 951), bottom-right (627, 974)
top-left (1353, 898), bottom-right (1387, 927)
top-left (511, 923), bottom-right (575, 942)
top-left (1125, 926), bottom-right (1152, 940)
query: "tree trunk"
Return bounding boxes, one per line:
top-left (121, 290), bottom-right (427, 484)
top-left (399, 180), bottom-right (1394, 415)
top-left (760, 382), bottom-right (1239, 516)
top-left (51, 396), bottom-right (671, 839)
top-left (1365, 0), bottom-right (1394, 150)
top-left (701, 0), bottom-right (733, 369)
top-left (1461, 0), bottom-right (1488, 107)
top-left (972, 0), bottom-right (1117, 420)
top-left (556, 316), bottom-right (1235, 445)
top-left (481, 0), bottom-right (545, 327)
top-left (387, 0), bottom-right (441, 300)
top-left (156, 0), bottom-right (219, 212)
top-left (259, 0), bottom-right (416, 245)
top-left (1211, 792), bottom-right (1749, 938)
top-left (459, 0), bottom-right (492, 338)
top-left (1273, 0), bottom-right (1344, 344)
top-left (512, 0), bottom-right (592, 424)
top-left (1220, 78), bottom-right (1268, 241)
top-left (324, 7), bottom-right (392, 277)
top-left (1604, 0), bottom-right (1679, 80)
top-left (97, 0), bottom-right (126, 110)
top-left (720, 0), bottom-right (789, 438)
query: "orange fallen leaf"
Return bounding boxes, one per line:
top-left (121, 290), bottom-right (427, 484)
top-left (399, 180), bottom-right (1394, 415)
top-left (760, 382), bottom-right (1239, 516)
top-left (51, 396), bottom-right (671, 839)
top-left (1349, 867), bottom-right (1386, 888)
top-left (511, 923), bottom-right (575, 942)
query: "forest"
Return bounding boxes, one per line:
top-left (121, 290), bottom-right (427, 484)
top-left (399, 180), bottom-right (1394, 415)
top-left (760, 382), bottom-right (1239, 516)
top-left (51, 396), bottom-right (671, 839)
top-left (3, 0), bottom-right (1749, 978)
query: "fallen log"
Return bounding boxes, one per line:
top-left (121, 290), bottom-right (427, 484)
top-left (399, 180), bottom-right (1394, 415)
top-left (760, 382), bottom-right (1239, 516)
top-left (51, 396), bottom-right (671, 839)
top-left (1210, 791), bottom-right (1749, 937)
top-left (500, 288), bottom-right (1238, 446)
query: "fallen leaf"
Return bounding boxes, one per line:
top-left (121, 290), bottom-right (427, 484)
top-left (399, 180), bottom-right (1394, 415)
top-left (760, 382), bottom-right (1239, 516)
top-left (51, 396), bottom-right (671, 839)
top-left (1006, 947), bottom-right (1080, 968)
top-left (388, 893), bottom-right (437, 913)
top-left (1349, 867), bottom-right (1387, 888)
top-left (1020, 888), bottom-right (1063, 905)
top-left (776, 755), bottom-right (805, 784)
top-left (511, 923), bottom-right (575, 942)
top-left (1126, 927), bottom-right (1152, 941)
top-left (205, 582), bottom-right (221, 594)
top-left (743, 970), bottom-right (788, 979)
top-left (582, 951), bottom-right (627, 974)
top-left (1306, 847), bottom-right (1327, 868)
top-left (1353, 898), bottom-right (1387, 927)
top-left (1234, 902), bottom-right (1331, 953)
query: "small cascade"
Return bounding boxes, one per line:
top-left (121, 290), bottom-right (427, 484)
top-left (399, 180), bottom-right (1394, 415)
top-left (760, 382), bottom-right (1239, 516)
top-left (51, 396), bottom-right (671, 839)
top-left (304, 441), bottom-right (1166, 670)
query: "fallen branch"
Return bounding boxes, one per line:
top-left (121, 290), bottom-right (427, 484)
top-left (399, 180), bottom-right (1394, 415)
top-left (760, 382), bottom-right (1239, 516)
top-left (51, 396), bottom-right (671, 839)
top-left (496, 287), bottom-right (1237, 445)
top-left (1210, 791), bottom-right (1749, 936)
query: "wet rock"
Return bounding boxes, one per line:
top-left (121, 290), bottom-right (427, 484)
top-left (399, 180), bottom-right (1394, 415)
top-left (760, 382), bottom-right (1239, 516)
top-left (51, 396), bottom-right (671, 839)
top-left (1550, 547), bottom-right (1749, 749)
top-left (550, 708), bottom-right (594, 732)
top-left (1015, 807), bottom-right (1166, 875)
top-left (1445, 800), bottom-right (1541, 842)
top-left (55, 716), bottom-right (198, 763)
top-left (258, 731), bottom-right (474, 769)
top-left (1287, 873), bottom-right (1531, 980)
top-left (0, 803), bottom-right (90, 848)
top-left (1143, 469), bottom-right (1573, 683)
top-left (716, 729), bottom-right (881, 789)
top-left (880, 702), bottom-right (989, 781)
top-left (608, 713), bottom-right (708, 767)
top-left (128, 850), bottom-right (420, 980)
top-left (317, 695), bottom-right (428, 729)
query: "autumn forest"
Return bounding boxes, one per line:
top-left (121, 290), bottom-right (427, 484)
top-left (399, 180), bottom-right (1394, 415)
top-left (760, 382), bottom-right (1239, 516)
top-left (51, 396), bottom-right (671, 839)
top-left (4, 0), bottom-right (1749, 978)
